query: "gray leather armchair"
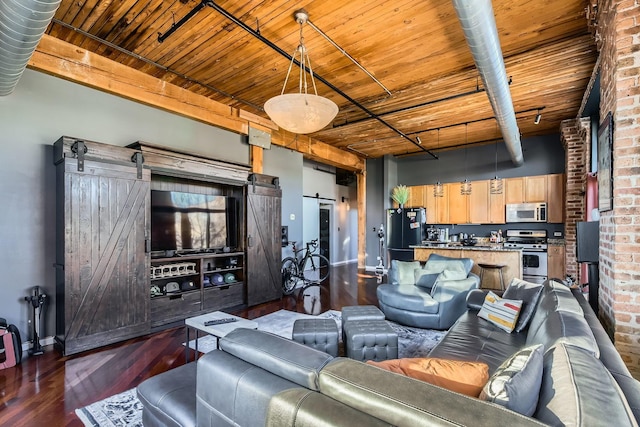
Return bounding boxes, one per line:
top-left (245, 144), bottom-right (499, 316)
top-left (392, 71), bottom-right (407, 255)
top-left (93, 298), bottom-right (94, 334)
top-left (377, 254), bottom-right (480, 329)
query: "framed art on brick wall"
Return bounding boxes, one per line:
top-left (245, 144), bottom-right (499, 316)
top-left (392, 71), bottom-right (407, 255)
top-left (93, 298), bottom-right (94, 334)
top-left (598, 111), bottom-right (613, 212)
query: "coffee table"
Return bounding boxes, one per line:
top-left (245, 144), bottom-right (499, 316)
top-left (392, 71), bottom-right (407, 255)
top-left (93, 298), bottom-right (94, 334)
top-left (184, 311), bottom-right (258, 362)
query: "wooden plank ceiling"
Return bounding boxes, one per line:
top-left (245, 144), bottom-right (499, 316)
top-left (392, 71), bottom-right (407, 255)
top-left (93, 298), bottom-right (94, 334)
top-left (45, 0), bottom-right (597, 161)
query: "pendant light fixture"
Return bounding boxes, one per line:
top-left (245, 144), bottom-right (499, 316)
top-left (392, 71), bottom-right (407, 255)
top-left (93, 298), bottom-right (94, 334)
top-left (434, 128), bottom-right (444, 197)
top-left (490, 122), bottom-right (503, 194)
top-left (460, 124), bottom-right (472, 195)
top-left (264, 10), bottom-right (339, 134)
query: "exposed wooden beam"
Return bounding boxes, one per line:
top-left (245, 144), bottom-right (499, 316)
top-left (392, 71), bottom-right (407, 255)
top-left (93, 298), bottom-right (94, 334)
top-left (28, 35), bottom-right (364, 172)
top-left (251, 145), bottom-right (263, 174)
top-left (271, 129), bottom-right (364, 172)
top-left (357, 169), bottom-right (367, 269)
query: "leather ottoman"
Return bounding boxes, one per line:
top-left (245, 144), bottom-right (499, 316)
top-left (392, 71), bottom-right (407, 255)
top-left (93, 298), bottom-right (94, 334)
top-left (292, 318), bottom-right (339, 357)
top-left (341, 305), bottom-right (385, 342)
top-left (343, 319), bottom-right (398, 362)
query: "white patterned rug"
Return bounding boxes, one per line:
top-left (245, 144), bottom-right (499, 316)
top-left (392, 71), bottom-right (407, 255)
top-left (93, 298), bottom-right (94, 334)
top-left (75, 388), bottom-right (143, 427)
top-left (76, 309), bottom-right (446, 426)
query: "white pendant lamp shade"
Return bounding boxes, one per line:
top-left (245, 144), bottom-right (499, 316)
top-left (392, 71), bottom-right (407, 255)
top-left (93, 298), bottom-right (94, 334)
top-left (264, 93), bottom-right (338, 134)
top-left (264, 9), bottom-right (338, 135)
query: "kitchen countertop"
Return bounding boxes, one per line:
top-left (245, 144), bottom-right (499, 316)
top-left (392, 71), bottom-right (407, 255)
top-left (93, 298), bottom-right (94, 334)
top-left (410, 243), bottom-right (522, 252)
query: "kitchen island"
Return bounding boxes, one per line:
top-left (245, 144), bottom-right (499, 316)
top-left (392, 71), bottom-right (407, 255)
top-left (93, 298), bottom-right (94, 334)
top-left (411, 244), bottom-right (522, 291)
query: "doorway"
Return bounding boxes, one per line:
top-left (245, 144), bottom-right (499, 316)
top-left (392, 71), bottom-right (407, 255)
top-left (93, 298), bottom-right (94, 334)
top-left (319, 205), bottom-right (331, 262)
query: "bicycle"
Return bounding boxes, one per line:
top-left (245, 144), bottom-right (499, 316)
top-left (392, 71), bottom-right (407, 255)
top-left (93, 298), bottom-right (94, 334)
top-left (281, 239), bottom-right (330, 295)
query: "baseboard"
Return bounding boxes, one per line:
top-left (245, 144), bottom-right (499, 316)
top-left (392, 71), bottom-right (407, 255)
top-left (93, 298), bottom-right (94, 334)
top-left (21, 336), bottom-right (55, 354)
top-left (331, 259), bottom-right (357, 266)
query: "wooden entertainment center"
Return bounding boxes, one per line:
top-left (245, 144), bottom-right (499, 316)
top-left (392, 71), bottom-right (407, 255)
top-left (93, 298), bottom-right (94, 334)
top-left (53, 136), bottom-right (282, 356)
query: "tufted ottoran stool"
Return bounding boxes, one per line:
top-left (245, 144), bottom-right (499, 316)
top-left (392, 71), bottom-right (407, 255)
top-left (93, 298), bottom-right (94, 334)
top-left (343, 318), bottom-right (398, 362)
top-left (292, 318), bottom-right (339, 357)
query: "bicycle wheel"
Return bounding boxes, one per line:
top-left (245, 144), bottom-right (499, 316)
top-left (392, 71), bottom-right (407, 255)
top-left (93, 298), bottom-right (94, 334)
top-left (281, 257), bottom-right (299, 295)
top-left (302, 254), bottom-right (329, 283)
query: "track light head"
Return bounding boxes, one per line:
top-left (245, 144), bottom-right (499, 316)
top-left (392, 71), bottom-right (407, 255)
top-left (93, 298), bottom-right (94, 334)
top-left (534, 110), bottom-right (542, 125)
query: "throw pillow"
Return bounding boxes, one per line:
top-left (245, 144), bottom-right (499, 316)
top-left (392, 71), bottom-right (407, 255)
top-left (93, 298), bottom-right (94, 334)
top-left (391, 260), bottom-right (421, 285)
top-left (414, 268), bottom-right (441, 290)
top-left (477, 291), bottom-right (523, 333)
top-left (479, 344), bottom-right (544, 416)
top-left (367, 358), bottom-right (489, 397)
top-left (503, 278), bottom-right (544, 333)
top-left (430, 269), bottom-right (471, 296)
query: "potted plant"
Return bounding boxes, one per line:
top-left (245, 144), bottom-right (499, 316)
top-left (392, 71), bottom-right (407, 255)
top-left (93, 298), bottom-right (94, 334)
top-left (391, 185), bottom-right (410, 209)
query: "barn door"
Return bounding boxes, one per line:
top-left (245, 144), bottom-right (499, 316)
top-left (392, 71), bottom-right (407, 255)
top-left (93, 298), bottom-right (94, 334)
top-left (60, 158), bottom-right (150, 355)
top-left (246, 175), bottom-right (282, 305)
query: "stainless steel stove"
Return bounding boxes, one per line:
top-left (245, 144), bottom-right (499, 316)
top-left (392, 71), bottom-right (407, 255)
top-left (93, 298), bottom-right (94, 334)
top-left (504, 230), bottom-right (548, 284)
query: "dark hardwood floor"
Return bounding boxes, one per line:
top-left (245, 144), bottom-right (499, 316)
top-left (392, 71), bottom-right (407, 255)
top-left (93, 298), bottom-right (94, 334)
top-left (0, 264), bottom-right (382, 427)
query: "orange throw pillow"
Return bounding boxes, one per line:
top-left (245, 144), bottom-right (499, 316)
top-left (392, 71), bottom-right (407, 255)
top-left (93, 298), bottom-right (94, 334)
top-left (367, 358), bottom-right (489, 397)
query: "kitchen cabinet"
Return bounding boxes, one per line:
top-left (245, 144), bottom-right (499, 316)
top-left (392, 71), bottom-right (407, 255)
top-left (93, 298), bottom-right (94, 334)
top-left (547, 244), bottom-right (566, 279)
top-left (437, 185), bottom-right (450, 224)
top-left (504, 177), bottom-right (525, 204)
top-left (525, 175), bottom-right (547, 202)
top-left (408, 185), bottom-right (426, 208)
top-left (419, 174), bottom-right (562, 225)
top-left (448, 182), bottom-right (470, 224)
top-left (424, 184), bottom-right (449, 224)
top-left (489, 185), bottom-right (506, 224)
top-left (505, 176), bottom-right (547, 204)
top-left (546, 174), bottom-right (564, 223)
top-left (469, 180), bottom-right (489, 224)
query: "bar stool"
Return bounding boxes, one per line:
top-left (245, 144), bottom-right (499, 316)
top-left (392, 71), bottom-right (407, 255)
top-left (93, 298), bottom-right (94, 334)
top-left (478, 263), bottom-right (506, 290)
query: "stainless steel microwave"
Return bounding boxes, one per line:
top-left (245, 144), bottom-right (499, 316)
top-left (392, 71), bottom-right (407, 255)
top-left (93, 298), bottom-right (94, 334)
top-left (506, 202), bottom-right (547, 223)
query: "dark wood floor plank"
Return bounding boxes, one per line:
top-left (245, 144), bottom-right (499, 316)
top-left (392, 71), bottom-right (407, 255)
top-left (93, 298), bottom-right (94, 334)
top-left (0, 264), bottom-right (380, 426)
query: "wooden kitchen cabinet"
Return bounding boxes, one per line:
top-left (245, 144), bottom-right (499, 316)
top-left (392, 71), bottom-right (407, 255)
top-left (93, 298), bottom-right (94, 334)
top-left (525, 175), bottom-right (547, 203)
top-left (425, 185), bottom-right (436, 223)
top-left (448, 182), bottom-right (470, 224)
top-left (420, 174), bottom-right (562, 225)
top-left (424, 184), bottom-right (449, 224)
top-left (469, 180), bottom-right (489, 224)
top-left (546, 173), bottom-right (565, 223)
top-left (436, 186), bottom-right (450, 224)
top-left (505, 176), bottom-right (547, 204)
top-left (504, 177), bottom-right (525, 204)
top-left (547, 244), bottom-right (566, 279)
top-left (408, 185), bottom-right (426, 208)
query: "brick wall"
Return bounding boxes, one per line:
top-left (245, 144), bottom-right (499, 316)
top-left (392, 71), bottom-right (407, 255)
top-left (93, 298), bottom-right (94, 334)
top-left (597, 0), bottom-right (640, 378)
top-left (560, 118), bottom-right (590, 283)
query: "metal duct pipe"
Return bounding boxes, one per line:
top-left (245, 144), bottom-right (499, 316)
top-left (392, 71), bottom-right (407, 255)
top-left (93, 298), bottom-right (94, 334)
top-left (452, 0), bottom-right (524, 166)
top-left (0, 0), bottom-right (61, 96)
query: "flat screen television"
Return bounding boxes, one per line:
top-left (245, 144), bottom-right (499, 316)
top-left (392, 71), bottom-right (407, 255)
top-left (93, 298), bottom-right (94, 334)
top-left (151, 190), bottom-right (236, 253)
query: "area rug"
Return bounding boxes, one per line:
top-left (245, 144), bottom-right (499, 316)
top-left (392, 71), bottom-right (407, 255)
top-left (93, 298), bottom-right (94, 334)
top-left (76, 310), bottom-right (446, 426)
top-left (75, 388), bottom-right (143, 427)
top-left (186, 309), bottom-right (445, 358)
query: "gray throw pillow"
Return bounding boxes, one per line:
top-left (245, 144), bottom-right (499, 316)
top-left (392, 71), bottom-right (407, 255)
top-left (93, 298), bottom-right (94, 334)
top-left (414, 268), bottom-right (441, 290)
top-left (503, 278), bottom-right (544, 333)
top-left (480, 344), bottom-right (544, 416)
top-left (430, 269), bottom-right (470, 297)
top-left (391, 260), bottom-right (421, 285)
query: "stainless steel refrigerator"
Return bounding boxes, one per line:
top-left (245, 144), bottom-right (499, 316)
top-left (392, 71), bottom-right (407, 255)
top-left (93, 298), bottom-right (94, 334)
top-left (386, 207), bottom-right (426, 260)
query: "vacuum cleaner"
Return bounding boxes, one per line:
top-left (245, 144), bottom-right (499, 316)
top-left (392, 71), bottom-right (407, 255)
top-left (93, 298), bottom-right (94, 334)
top-left (24, 286), bottom-right (46, 356)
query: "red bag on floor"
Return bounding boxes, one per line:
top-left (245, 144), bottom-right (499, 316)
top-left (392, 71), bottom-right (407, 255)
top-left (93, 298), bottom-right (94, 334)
top-left (0, 318), bottom-right (22, 369)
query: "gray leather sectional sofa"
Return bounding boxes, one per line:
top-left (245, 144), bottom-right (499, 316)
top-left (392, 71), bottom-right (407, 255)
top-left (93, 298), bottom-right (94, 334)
top-left (137, 280), bottom-right (640, 426)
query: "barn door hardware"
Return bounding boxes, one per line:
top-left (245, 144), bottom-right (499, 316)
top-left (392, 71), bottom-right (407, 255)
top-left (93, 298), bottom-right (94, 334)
top-left (131, 152), bottom-right (145, 179)
top-left (248, 173), bottom-right (281, 192)
top-left (71, 140), bottom-right (87, 172)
